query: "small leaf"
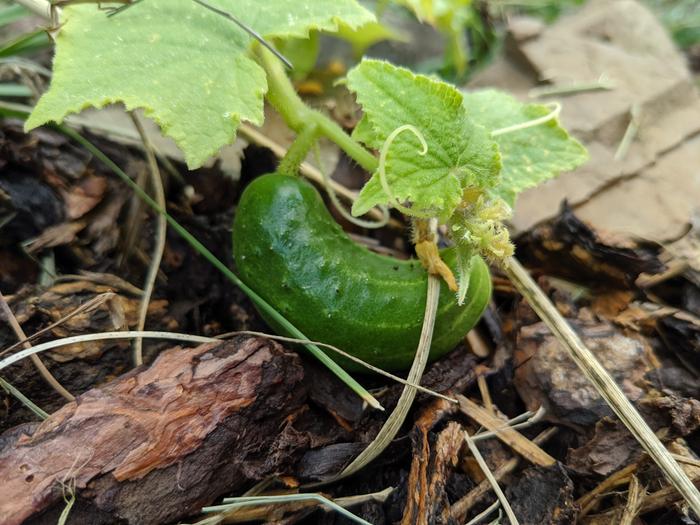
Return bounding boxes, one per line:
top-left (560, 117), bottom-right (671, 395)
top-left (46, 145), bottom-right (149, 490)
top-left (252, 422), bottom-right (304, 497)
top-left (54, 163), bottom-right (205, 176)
top-left (233, 0), bottom-right (375, 39)
top-left (347, 59), bottom-right (500, 221)
top-left (26, 0), bottom-right (374, 168)
top-left (454, 244), bottom-right (474, 306)
top-left (448, 192), bottom-right (514, 263)
top-left (335, 20), bottom-right (406, 58)
top-left (276, 33), bottom-right (320, 80)
top-left (462, 89), bottom-right (588, 205)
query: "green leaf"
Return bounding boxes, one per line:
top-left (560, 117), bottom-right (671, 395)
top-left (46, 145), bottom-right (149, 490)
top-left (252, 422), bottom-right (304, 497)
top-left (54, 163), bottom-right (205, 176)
top-left (347, 59), bottom-right (500, 221)
top-left (461, 89), bottom-right (588, 205)
top-left (335, 20), bottom-right (406, 58)
top-left (26, 0), bottom-right (374, 168)
top-left (454, 244), bottom-right (474, 305)
top-left (232, 0), bottom-right (375, 39)
top-left (276, 33), bottom-right (320, 80)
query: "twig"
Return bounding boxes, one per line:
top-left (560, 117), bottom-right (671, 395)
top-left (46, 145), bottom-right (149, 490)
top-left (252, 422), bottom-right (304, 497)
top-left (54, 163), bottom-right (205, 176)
top-left (620, 475), bottom-right (644, 525)
top-left (201, 494), bottom-right (373, 525)
top-left (186, 478), bottom-right (272, 524)
top-left (472, 406), bottom-right (546, 442)
top-left (201, 487), bottom-right (393, 524)
top-left (463, 427), bottom-right (520, 525)
top-left (0, 376), bottom-right (49, 419)
top-left (577, 463), bottom-right (638, 516)
top-left (477, 373), bottom-right (494, 414)
top-left (638, 472), bottom-right (700, 514)
top-left (671, 454), bottom-right (700, 469)
top-left (0, 292), bottom-right (114, 357)
top-left (590, 473), bottom-right (700, 522)
top-left (0, 290), bottom-right (74, 401)
top-left (528, 77), bottom-right (616, 98)
top-left (130, 112), bottom-right (167, 367)
top-left (458, 395), bottom-right (555, 467)
top-left (451, 428), bottom-right (558, 522)
top-left (464, 500), bottom-right (500, 525)
top-left (466, 329), bottom-right (490, 358)
top-left (614, 103), bottom-right (641, 161)
top-left (504, 256), bottom-right (700, 516)
top-left (334, 487), bottom-right (394, 508)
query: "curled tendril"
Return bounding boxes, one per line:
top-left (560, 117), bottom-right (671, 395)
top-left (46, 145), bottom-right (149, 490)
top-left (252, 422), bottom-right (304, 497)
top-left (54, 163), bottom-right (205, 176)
top-left (490, 102), bottom-right (562, 137)
top-left (378, 124), bottom-right (428, 215)
top-left (314, 144), bottom-right (390, 229)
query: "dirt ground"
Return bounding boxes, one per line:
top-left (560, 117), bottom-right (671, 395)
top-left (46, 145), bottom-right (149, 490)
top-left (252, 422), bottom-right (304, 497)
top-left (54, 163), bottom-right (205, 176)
top-left (1, 1), bottom-right (700, 524)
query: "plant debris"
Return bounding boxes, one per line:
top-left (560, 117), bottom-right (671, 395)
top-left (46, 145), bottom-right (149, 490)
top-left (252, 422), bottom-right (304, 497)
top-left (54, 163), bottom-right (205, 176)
top-left (2, 1), bottom-right (700, 523)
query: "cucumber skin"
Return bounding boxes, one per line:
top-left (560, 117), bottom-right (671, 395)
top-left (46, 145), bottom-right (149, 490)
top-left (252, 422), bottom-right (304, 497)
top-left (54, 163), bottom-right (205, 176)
top-left (232, 173), bottom-right (491, 372)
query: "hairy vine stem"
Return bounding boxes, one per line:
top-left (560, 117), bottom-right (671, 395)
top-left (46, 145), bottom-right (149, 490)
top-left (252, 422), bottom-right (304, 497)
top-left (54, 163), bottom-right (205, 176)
top-left (313, 143), bottom-right (390, 229)
top-left (276, 123), bottom-right (319, 176)
top-left (257, 46), bottom-right (378, 173)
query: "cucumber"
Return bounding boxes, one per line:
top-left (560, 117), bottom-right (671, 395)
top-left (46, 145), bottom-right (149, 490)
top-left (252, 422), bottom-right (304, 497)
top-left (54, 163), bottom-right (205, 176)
top-left (232, 173), bottom-right (491, 371)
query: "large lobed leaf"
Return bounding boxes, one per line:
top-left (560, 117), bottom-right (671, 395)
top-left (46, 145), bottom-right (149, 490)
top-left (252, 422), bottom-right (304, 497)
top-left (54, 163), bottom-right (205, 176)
top-left (26, 0), bottom-right (374, 168)
top-left (462, 89), bottom-right (588, 205)
top-left (347, 59), bottom-right (501, 221)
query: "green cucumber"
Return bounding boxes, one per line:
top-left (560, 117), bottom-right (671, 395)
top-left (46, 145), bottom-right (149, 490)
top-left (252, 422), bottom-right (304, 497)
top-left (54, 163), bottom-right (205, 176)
top-left (232, 173), bottom-right (491, 371)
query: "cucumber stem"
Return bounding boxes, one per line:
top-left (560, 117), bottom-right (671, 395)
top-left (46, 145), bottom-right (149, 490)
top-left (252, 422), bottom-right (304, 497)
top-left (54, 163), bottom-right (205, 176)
top-left (258, 46), bottom-right (378, 173)
top-left (277, 123), bottom-right (318, 176)
top-left (311, 113), bottom-right (377, 173)
top-left (258, 45), bottom-right (310, 131)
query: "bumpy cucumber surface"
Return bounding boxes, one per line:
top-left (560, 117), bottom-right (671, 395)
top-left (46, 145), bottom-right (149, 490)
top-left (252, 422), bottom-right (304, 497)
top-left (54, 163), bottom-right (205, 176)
top-left (232, 173), bottom-right (491, 371)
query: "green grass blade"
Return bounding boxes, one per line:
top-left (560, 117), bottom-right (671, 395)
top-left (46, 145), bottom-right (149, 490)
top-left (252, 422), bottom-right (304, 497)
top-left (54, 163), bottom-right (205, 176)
top-left (202, 494), bottom-right (373, 525)
top-left (0, 29), bottom-right (50, 58)
top-left (0, 82), bottom-right (32, 97)
top-left (0, 376), bottom-right (49, 419)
